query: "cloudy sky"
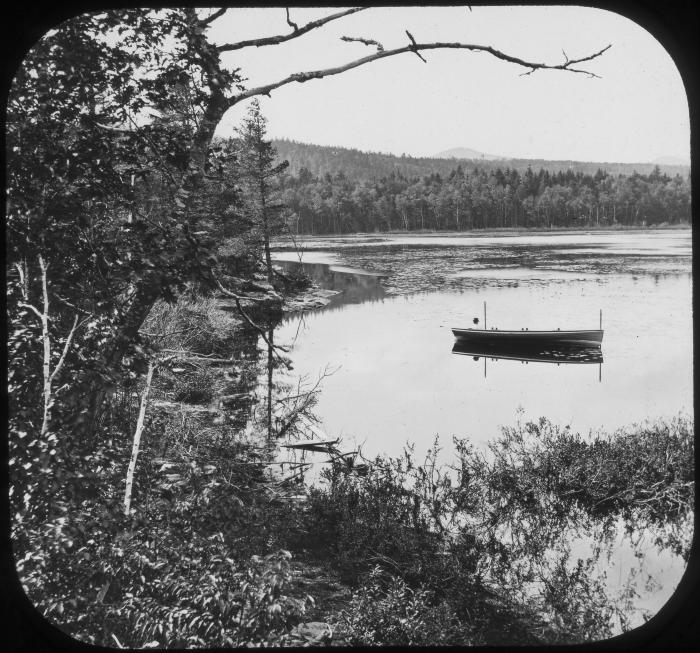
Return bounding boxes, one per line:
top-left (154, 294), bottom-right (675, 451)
top-left (206, 6), bottom-right (690, 164)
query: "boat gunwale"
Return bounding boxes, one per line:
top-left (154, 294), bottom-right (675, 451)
top-left (451, 328), bottom-right (604, 336)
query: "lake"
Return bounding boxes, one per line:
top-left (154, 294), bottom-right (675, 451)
top-left (263, 229), bottom-right (693, 632)
top-left (270, 230), bottom-right (692, 463)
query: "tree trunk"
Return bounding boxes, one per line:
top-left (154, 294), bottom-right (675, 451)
top-left (124, 361), bottom-right (155, 515)
top-left (267, 326), bottom-right (274, 439)
top-left (260, 183), bottom-right (274, 284)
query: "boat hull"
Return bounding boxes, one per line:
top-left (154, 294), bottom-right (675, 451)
top-left (452, 328), bottom-right (603, 346)
top-left (452, 340), bottom-right (603, 364)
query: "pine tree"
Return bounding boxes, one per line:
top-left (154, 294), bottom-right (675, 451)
top-left (236, 100), bottom-right (289, 284)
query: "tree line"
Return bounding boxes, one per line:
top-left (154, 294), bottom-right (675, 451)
top-left (274, 162), bottom-right (691, 234)
top-left (272, 138), bottom-right (691, 181)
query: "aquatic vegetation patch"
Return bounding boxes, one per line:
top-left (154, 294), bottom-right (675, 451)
top-left (303, 415), bottom-right (693, 642)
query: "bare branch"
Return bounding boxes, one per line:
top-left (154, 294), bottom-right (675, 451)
top-left (13, 262), bottom-right (27, 300)
top-left (200, 8), bottom-right (228, 26)
top-left (50, 315), bottom-right (80, 384)
top-left (229, 42), bottom-right (611, 106)
top-left (54, 293), bottom-right (94, 316)
top-left (94, 121), bottom-right (133, 133)
top-left (217, 7), bottom-right (367, 53)
top-left (285, 8), bottom-right (299, 32)
top-left (406, 30), bottom-right (427, 63)
top-left (18, 302), bottom-right (43, 321)
top-left (341, 35), bottom-right (384, 52)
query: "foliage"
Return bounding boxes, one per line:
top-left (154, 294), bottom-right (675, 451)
top-left (273, 138), bottom-right (691, 182)
top-left (304, 444), bottom-right (480, 589)
top-left (537, 555), bottom-right (628, 644)
top-left (14, 380), bottom-right (309, 647)
top-left (272, 142), bottom-right (691, 233)
top-left (7, 10), bottom-right (228, 536)
top-left (337, 566), bottom-right (478, 646)
top-left (6, 8), bottom-right (249, 459)
top-left (119, 549), bottom-right (307, 648)
top-left (232, 100), bottom-right (290, 284)
top-left (470, 415), bottom-right (694, 549)
top-left (304, 417), bottom-right (693, 643)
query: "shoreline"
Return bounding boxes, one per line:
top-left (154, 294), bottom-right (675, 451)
top-left (272, 224), bottom-right (691, 248)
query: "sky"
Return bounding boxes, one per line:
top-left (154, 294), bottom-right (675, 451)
top-left (206, 6), bottom-right (690, 164)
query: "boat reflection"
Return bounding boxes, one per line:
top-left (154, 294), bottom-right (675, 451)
top-left (452, 340), bottom-right (604, 365)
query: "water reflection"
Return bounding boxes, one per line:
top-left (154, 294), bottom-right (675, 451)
top-left (452, 341), bottom-right (604, 365)
top-left (274, 258), bottom-right (387, 308)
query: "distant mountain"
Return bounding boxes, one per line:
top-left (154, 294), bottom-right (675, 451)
top-left (271, 139), bottom-right (691, 182)
top-left (433, 147), bottom-right (505, 161)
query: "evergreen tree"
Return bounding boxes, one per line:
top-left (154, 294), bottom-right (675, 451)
top-left (236, 100), bottom-right (289, 284)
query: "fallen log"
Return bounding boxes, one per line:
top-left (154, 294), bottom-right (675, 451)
top-left (282, 438), bottom-right (340, 450)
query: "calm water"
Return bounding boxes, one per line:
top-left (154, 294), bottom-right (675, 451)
top-left (263, 230), bottom-right (693, 630)
top-left (271, 231), bottom-right (692, 463)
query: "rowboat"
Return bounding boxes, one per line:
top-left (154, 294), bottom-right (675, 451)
top-left (452, 340), bottom-right (604, 364)
top-left (453, 304), bottom-right (604, 347)
top-left (452, 328), bottom-right (603, 347)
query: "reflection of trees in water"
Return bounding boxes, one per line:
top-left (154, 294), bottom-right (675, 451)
top-left (304, 416), bottom-right (692, 640)
top-left (276, 260), bottom-right (387, 308)
top-left (234, 305), bottom-right (327, 453)
top-left (453, 416), bottom-right (694, 634)
top-left (210, 315), bottom-right (265, 433)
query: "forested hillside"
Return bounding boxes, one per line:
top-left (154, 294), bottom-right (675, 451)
top-left (272, 147), bottom-right (691, 234)
top-left (272, 139), bottom-right (691, 181)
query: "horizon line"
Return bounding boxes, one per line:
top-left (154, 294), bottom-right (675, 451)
top-left (266, 136), bottom-right (691, 168)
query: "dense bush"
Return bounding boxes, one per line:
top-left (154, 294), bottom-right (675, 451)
top-left (474, 415), bottom-right (694, 532)
top-left (304, 416), bottom-right (694, 643)
top-left (303, 448), bottom-right (480, 590)
top-left (117, 549), bottom-right (308, 648)
top-left (337, 566), bottom-right (479, 646)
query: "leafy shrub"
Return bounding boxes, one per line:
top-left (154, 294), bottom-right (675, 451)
top-left (276, 264), bottom-right (312, 293)
top-left (478, 415), bottom-right (694, 530)
top-left (337, 566), bottom-right (477, 646)
top-left (303, 446), bottom-right (482, 592)
top-left (538, 555), bottom-right (625, 644)
top-left (119, 549), bottom-right (308, 648)
top-left (217, 238), bottom-right (259, 277)
top-left (304, 457), bottom-right (438, 584)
